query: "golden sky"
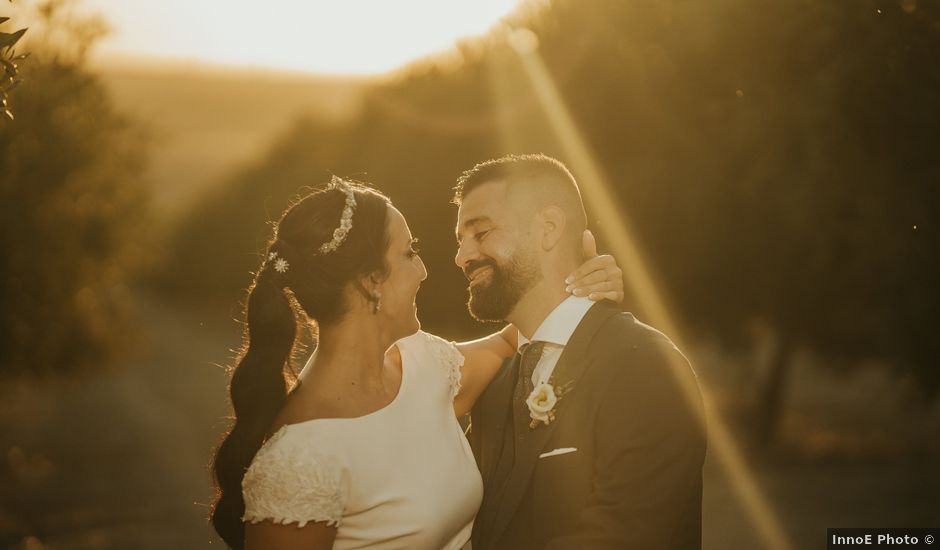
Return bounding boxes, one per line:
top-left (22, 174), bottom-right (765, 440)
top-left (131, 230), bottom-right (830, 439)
top-left (78, 0), bottom-right (521, 75)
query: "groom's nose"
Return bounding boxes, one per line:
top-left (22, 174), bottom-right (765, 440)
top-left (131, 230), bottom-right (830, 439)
top-left (454, 239), bottom-right (477, 270)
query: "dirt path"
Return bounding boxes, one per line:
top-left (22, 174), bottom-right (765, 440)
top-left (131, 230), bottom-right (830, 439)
top-left (1, 294), bottom-right (238, 549)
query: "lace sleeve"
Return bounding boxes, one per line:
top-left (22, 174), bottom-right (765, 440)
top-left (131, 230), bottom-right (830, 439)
top-left (242, 428), bottom-right (346, 528)
top-left (416, 331), bottom-right (465, 398)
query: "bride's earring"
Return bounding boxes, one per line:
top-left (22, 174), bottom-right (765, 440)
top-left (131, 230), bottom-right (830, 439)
top-left (371, 288), bottom-right (382, 314)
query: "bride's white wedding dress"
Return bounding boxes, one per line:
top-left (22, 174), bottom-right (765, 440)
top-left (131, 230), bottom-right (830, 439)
top-left (241, 331), bottom-right (482, 549)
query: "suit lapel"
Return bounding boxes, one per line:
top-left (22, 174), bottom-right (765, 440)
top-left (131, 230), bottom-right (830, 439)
top-left (487, 301), bottom-right (623, 545)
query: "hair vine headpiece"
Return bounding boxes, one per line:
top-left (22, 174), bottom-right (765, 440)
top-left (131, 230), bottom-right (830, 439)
top-left (265, 251), bottom-right (289, 274)
top-left (319, 175), bottom-right (357, 254)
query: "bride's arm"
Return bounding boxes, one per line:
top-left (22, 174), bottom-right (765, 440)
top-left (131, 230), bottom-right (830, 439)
top-left (246, 520), bottom-right (336, 550)
top-left (453, 326), bottom-right (517, 417)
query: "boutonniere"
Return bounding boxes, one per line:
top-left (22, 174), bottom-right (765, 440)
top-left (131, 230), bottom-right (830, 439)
top-left (526, 378), bottom-right (575, 429)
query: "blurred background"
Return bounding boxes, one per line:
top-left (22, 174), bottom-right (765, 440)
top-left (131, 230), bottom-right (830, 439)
top-left (2, 0), bottom-right (939, 548)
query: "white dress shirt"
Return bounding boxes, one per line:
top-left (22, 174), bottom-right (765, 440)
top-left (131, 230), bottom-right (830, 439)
top-left (517, 295), bottom-right (595, 387)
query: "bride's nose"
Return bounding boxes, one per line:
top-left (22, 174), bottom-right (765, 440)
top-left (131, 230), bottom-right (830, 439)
top-left (417, 255), bottom-right (428, 281)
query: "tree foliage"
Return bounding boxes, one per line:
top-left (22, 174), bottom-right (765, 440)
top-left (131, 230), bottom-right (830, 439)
top-left (165, 0), bottom-right (940, 406)
top-left (0, 0), bottom-right (148, 379)
top-left (1, 0), bottom-right (28, 121)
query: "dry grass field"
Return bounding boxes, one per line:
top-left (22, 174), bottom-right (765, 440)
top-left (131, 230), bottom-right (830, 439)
top-left (99, 64), bottom-right (368, 218)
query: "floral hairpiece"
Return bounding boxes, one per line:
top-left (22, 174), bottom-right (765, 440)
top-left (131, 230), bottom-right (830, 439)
top-left (319, 176), bottom-right (357, 254)
top-left (266, 251), bottom-right (289, 274)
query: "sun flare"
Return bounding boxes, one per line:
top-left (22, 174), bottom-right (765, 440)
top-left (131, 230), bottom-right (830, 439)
top-left (80, 0), bottom-right (521, 75)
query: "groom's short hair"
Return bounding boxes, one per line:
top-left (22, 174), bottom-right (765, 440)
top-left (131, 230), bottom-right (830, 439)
top-left (453, 154), bottom-right (587, 248)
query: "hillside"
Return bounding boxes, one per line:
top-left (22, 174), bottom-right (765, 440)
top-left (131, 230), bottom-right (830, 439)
top-left (98, 63), bottom-right (370, 218)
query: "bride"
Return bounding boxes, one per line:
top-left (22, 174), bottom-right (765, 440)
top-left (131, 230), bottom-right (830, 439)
top-left (210, 178), bottom-right (623, 550)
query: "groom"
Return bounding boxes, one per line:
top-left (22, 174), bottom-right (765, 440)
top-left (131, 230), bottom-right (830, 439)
top-left (453, 154), bottom-right (707, 549)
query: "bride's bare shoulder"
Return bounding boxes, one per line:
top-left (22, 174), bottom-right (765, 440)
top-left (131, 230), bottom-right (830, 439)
top-left (267, 346), bottom-right (404, 434)
top-left (267, 370), bottom-right (340, 434)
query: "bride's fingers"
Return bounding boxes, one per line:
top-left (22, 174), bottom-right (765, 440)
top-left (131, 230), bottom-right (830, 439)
top-left (568, 262), bottom-right (624, 302)
top-left (572, 278), bottom-right (624, 300)
top-left (588, 289), bottom-right (625, 302)
top-left (571, 280), bottom-right (612, 296)
top-left (569, 270), bottom-right (607, 289)
top-left (581, 229), bottom-right (598, 259)
top-left (566, 240), bottom-right (625, 303)
top-left (565, 254), bottom-right (616, 285)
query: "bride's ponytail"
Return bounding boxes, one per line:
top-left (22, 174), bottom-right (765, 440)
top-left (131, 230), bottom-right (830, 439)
top-left (211, 266), bottom-right (296, 549)
top-left (210, 182), bottom-right (391, 548)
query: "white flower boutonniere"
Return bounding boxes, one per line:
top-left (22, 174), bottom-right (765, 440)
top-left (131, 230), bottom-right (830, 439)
top-left (526, 379), bottom-right (574, 429)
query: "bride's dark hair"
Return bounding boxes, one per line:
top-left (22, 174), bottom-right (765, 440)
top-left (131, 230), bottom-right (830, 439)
top-left (211, 182), bottom-right (391, 549)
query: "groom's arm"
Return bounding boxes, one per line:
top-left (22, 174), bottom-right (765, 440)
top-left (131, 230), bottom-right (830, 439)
top-left (544, 333), bottom-right (707, 550)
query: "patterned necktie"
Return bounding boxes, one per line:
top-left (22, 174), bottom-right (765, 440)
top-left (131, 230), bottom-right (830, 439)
top-left (517, 341), bottom-right (547, 402)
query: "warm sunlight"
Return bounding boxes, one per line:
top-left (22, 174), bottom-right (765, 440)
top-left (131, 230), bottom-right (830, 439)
top-left (81, 0), bottom-right (521, 75)
top-left (495, 28), bottom-right (796, 550)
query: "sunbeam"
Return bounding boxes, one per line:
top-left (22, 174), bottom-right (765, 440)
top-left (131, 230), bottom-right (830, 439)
top-left (78, 0), bottom-right (521, 75)
top-left (500, 27), bottom-right (795, 550)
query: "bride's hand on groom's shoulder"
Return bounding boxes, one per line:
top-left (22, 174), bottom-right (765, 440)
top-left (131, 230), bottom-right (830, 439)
top-left (565, 230), bottom-right (624, 303)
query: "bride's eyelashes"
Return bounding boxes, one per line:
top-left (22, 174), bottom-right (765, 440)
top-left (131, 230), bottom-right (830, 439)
top-left (407, 238), bottom-right (421, 257)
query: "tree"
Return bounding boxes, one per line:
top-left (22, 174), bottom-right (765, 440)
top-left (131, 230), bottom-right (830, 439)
top-left (163, 0), bottom-right (940, 445)
top-left (0, 0), bottom-right (149, 378)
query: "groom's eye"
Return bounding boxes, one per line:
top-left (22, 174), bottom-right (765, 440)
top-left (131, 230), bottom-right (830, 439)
top-left (474, 230), bottom-right (490, 242)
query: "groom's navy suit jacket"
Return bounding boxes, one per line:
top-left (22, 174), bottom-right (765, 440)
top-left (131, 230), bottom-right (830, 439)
top-left (468, 301), bottom-right (707, 549)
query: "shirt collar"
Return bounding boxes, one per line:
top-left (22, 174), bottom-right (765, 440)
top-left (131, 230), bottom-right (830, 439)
top-left (518, 295), bottom-right (595, 350)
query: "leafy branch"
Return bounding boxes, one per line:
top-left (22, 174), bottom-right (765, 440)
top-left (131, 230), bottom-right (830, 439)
top-left (1, 0), bottom-right (28, 121)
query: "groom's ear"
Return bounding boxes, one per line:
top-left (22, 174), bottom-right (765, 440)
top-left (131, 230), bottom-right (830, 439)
top-left (538, 206), bottom-right (567, 251)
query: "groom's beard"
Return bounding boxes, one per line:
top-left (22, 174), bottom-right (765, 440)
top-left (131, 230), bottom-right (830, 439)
top-left (465, 247), bottom-right (542, 322)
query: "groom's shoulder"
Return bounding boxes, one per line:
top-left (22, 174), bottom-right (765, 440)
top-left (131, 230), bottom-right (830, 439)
top-left (588, 310), bottom-right (696, 383)
top-left (590, 312), bottom-right (703, 417)
top-left (592, 310), bottom-right (682, 357)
